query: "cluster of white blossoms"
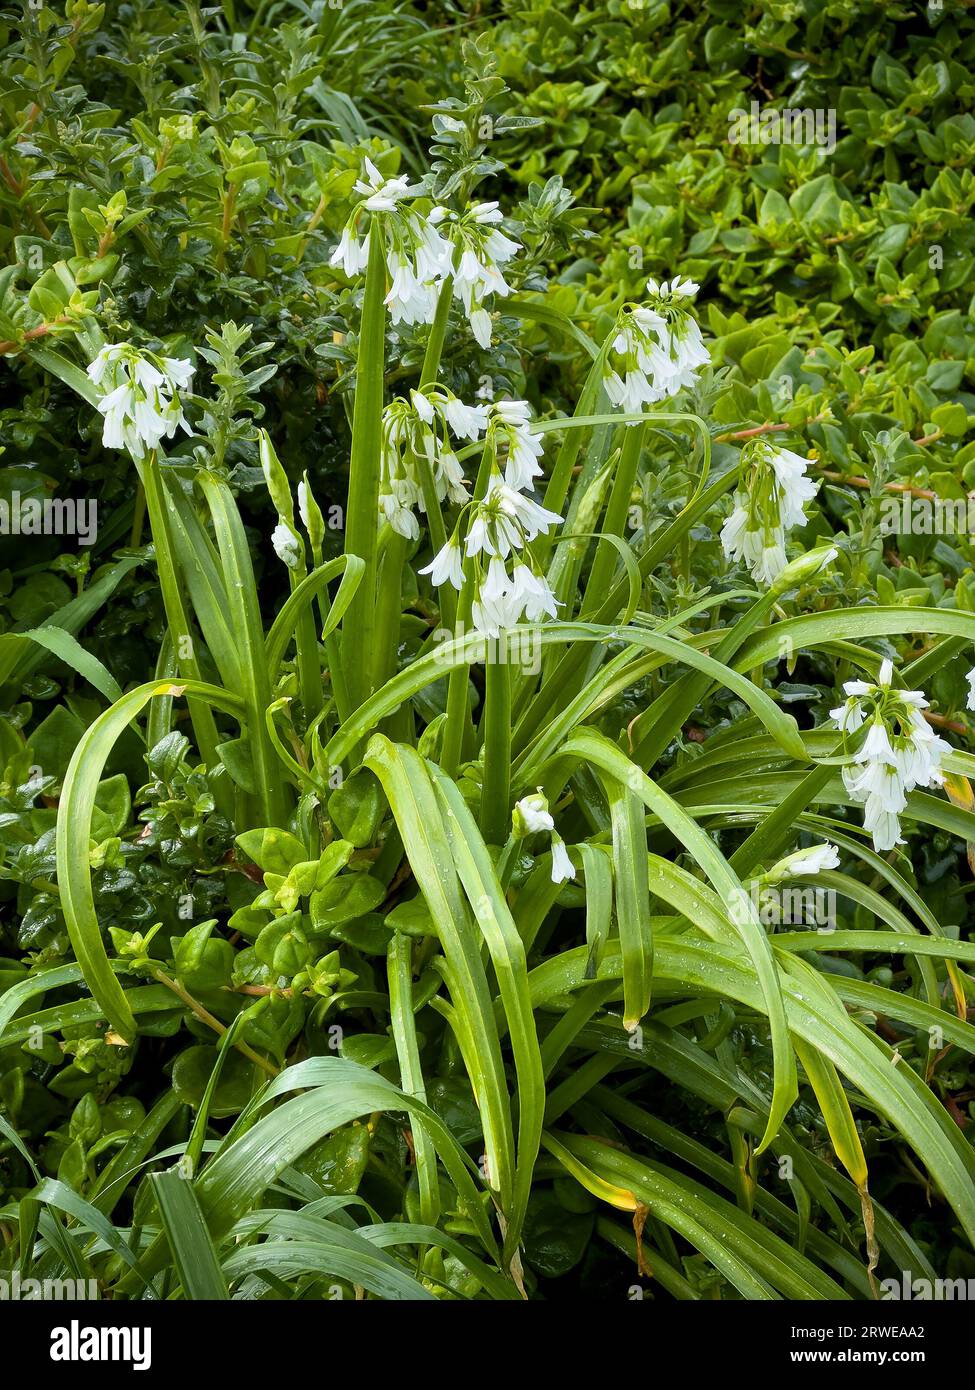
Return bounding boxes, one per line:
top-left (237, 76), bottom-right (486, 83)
top-left (603, 275), bottom-right (710, 419)
top-left (330, 159), bottom-right (519, 345)
top-left (379, 388), bottom-right (487, 540)
top-left (513, 792), bottom-right (576, 884)
top-left (830, 658), bottom-right (950, 852)
top-left (87, 343), bottom-right (193, 457)
top-left (720, 437), bottom-right (820, 585)
top-left (443, 202), bottom-right (520, 348)
top-left (420, 401), bottom-right (562, 638)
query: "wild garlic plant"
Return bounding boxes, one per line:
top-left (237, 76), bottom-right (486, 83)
top-left (6, 83), bottom-right (975, 1307)
top-left (720, 437), bottom-right (821, 584)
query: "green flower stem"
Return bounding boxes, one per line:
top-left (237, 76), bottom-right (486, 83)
top-left (480, 650), bottom-right (511, 845)
top-left (420, 275), bottom-right (457, 634)
top-left (420, 272), bottom-right (454, 391)
top-left (372, 524), bottom-right (407, 693)
top-left (579, 421), bottom-right (646, 618)
top-left (440, 441), bottom-right (495, 778)
top-left (310, 540), bottom-right (352, 727)
top-left (129, 479), bottom-right (146, 549)
top-left (439, 574), bottom-right (475, 780)
top-left (200, 474), bottom-right (289, 828)
top-left (290, 561), bottom-right (324, 725)
top-left (136, 452), bottom-right (232, 818)
top-left (495, 834), bottom-right (520, 889)
top-left (536, 337), bottom-right (611, 567)
top-left (387, 934), bottom-right (440, 1229)
top-left (342, 224), bottom-right (388, 711)
top-left (372, 279), bottom-right (457, 695)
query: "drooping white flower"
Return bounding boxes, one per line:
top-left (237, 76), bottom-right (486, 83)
top-left (830, 660), bottom-right (950, 852)
top-left (513, 794), bottom-right (574, 883)
top-left (488, 400), bottom-right (546, 491)
top-left (420, 536), bottom-right (464, 590)
top-left (772, 446), bottom-right (820, 530)
top-left (645, 275), bottom-right (700, 299)
top-left (380, 470), bottom-right (421, 539)
top-left (550, 837), bottom-right (576, 884)
top-left (510, 563), bottom-right (559, 621)
top-left (410, 389), bottom-right (435, 426)
top-left (329, 226), bottom-right (371, 277)
top-left (862, 805), bottom-right (905, 854)
top-left (463, 540), bottom-right (559, 639)
top-left (385, 251), bottom-right (439, 326)
top-left (966, 665), bottom-right (975, 712)
top-left (87, 343), bottom-right (193, 458)
top-left (439, 395), bottom-right (488, 441)
top-left (331, 160), bottom-right (521, 347)
top-left (436, 449), bottom-right (469, 506)
top-left (753, 542), bottom-right (789, 586)
top-left (413, 399), bottom-right (564, 640)
top-left (721, 437), bottom-right (820, 586)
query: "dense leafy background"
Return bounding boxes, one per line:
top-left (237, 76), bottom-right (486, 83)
top-left (1, 0), bottom-right (974, 1300)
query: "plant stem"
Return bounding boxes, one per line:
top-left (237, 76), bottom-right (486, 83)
top-left (579, 422), bottom-right (645, 618)
top-left (342, 226), bottom-right (388, 712)
top-left (373, 276), bottom-right (459, 697)
top-left (290, 564), bottom-right (323, 724)
top-left (372, 526), bottom-right (407, 692)
top-left (440, 584), bottom-right (474, 780)
top-left (200, 474), bottom-right (289, 827)
top-left (137, 453), bottom-right (232, 818)
top-left (152, 968), bottom-right (278, 1077)
top-left (480, 650), bottom-right (511, 845)
top-left (440, 441), bottom-right (495, 777)
top-left (387, 934), bottom-right (440, 1229)
top-left (537, 337), bottom-right (610, 567)
top-left (129, 480), bottom-right (146, 549)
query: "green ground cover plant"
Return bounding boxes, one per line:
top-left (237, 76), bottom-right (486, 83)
top-left (0, 0), bottom-right (974, 1303)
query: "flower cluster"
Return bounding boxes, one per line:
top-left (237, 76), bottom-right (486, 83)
top-left (603, 275), bottom-right (710, 418)
top-left (421, 401), bottom-right (562, 638)
top-left (331, 160), bottom-right (519, 345)
top-left (830, 659), bottom-right (950, 852)
top-left (513, 792), bottom-right (576, 884)
top-left (442, 202), bottom-right (520, 348)
top-left (87, 343), bottom-right (193, 457)
top-left (379, 388), bottom-right (487, 539)
top-left (720, 438), bottom-right (820, 585)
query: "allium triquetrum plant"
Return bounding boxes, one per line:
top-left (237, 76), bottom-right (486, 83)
top-left (3, 38), bottom-right (975, 1305)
